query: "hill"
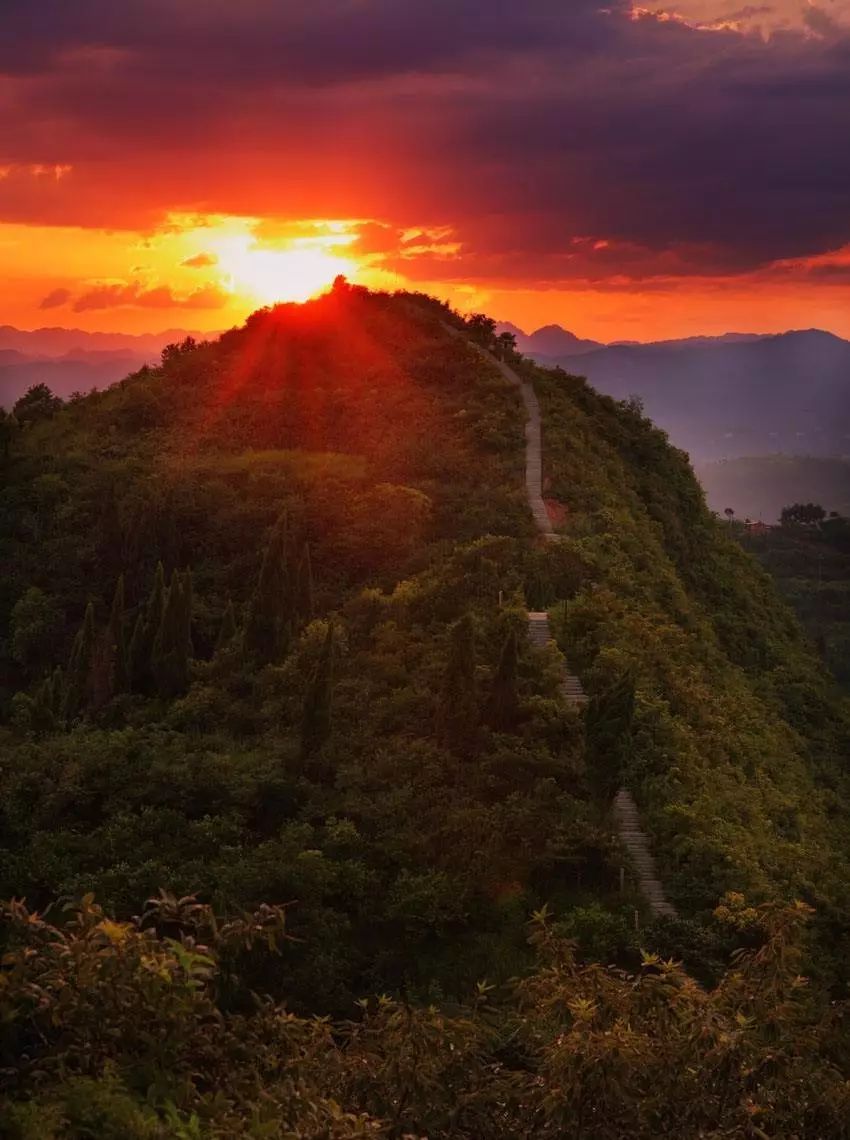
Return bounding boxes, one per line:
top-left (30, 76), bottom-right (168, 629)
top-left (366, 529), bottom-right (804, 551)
top-left (2, 285), bottom-right (850, 1134)
top-left (496, 321), bottom-right (604, 358)
top-left (737, 513), bottom-right (850, 691)
top-left (543, 328), bottom-right (850, 461)
top-left (0, 324), bottom-right (210, 407)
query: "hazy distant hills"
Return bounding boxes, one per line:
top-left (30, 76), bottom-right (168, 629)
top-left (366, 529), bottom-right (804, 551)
top-left (0, 325), bottom-right (206, 407)
top-left (499, 323), bottom-right (850, 463)
top-left (497, 322), bottom-right (604, 357)
top-left (698, 455), bottom-right (850, 521)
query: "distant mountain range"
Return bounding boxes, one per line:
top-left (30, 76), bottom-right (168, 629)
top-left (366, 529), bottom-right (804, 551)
top-left (0, 325), bottom-right (206, 408)
top-left (498, 323), bottom-right (850, 463)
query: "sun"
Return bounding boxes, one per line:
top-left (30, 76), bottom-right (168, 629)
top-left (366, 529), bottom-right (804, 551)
top-left (215, 236), bottom-right (358, 305)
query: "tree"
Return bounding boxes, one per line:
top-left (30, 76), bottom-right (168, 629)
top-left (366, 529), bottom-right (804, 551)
top-left (494, 330), bottom-right (518, 360)
top-left (244, 514), bottom-right (291, 664)
top-left (0, 407), bottom-right (17, 459)
top-left (13, 383), bottom-right (62, 426)
top-left (487, 626), bottom-right (519, 730)
top-left (10, 586), bottom-right (64, 679)
top-left (466, 313), bottom-right (497, 348)
top-left (160, 336), bottom-right (198, 366)
top-left (295, 542), bottom-right (314, 627)
top-left (131, 562), bottom-right (166, 694)
top-left (152, 569), bottom-right (191, 698)
top-left (301, 622), bottom-right (335, 762)
top-left (215, 598), bottom-right (238, 653)
top-left (63, 601), bottom-right (96, 722)
top-left (781, 502), bottom-right (827, 527)
top-left (584, 669), bottom-right (635, 799)
top-left (107, 575), bottom-right (129, 695)
top-left (127, 613), bottom-right (146, 692)
top-left (438, 613), bottom-right (478, 754)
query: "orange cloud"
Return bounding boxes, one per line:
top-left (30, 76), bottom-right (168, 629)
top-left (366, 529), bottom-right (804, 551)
top-left (73, 281), bottom-right (228, 312)
top-left (181, 252), bottom-right (218, 268)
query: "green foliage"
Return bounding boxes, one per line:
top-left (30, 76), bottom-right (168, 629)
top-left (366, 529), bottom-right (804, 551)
top-left (107, 574), bottom-right (128, 694)
top-left (1, 286), bottom-right (849, 1124)
top-left (13, 382), bottom-right (63, 426)
top-left (300, 620), bottom-right (335, 764)
top-left (152, 569), bottom-right (192, 698)
top-left (1, 894), bottom-right (849, 1138)
top-left (438, 612), bottom-right (478, 754)
top-left (10, 586), bottom-right (63, 678)
top-left (782, 501), bottom-right (828, 526)
top-left (63, 601), bottom-right (96, 722)
top-left (487, 624), bottom-right (519, 730)
top-left (244, 513), bottom-right (291, 665)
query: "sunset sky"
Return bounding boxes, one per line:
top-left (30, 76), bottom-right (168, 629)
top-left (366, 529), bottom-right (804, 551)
top-left (2, 0), bottom-right (850, 341)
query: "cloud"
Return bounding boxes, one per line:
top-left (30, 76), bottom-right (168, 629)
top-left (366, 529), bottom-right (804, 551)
top-left (38, 287), bottom-right (72, 309)
top-left (72, 281), bottom-right (228, 312)
top-left (1, 1), bottom-right (849, 287)
top-left (181, 251), bottom-right (218, 268)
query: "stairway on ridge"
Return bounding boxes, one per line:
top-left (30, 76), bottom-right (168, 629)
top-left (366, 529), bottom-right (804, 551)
top-left (526, 610), bottom-right (676, 919)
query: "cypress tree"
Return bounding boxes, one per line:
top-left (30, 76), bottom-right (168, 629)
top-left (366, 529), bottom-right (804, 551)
top-left (180, 569), bottom-right (194, 657)
top-left (33, 674), bottom-right (55, 732)
top-left (487, 627), bottom-right (519, 730)
top-left (153, 569), bottom-right (190, 697)
top-left (128, 613), bottom-right (146, 692)
top-left (108, 574), bottom-right (128, 694)
top-left (439, 613), bottom-right (478, 754)
top-left (142, 563), bottom-right (166, 673)
top-left (64, 601), bottom-right (96, 721)
top-left (585, 670), bottom-right (636, 800)
top-left (295, 542), bottom-right (314, 627)
top-left (50, 665), bottom-right (65, 719)
top-left (244, 514), bottom-right (291, 664)
top-left (215, 598), bottom-right (238, 653)
top-left (301, 623), bottom-right (335, 762)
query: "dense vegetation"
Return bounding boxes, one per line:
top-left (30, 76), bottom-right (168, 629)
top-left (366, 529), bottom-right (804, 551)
top-left (2, 283), bottom-right (849, 1135)
top-left (737, 508), bottom-right (850, 691)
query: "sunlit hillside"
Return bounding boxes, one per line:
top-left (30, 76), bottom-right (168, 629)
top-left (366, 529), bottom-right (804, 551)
top-left (2, 285), bottom-right (850, 1136)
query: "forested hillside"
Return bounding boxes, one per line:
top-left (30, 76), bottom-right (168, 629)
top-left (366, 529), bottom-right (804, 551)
top-left (2, 283), bottom-right (850, 1137)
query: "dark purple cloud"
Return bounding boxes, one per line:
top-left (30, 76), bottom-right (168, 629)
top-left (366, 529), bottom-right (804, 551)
top-left (1, 1), bottom-right (849, 284)
top-left (38, 287), bottom-right (72, 309)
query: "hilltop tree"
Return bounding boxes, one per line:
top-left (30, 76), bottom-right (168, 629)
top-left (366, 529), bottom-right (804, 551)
top-left (466, 313), bottom-right (497, 349)
top-left (13, 382), bottom-right (62, 426)
top-left (494, 330), bottom-right (518, 360)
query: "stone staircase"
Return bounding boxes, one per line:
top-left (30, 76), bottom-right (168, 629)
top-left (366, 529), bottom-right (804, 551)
top-left (444, 315), bottom-right (677, 922)
top-left (527, 611), bottom-right (588, 707)
top-left (613, 790), bottom-right (677, 919)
